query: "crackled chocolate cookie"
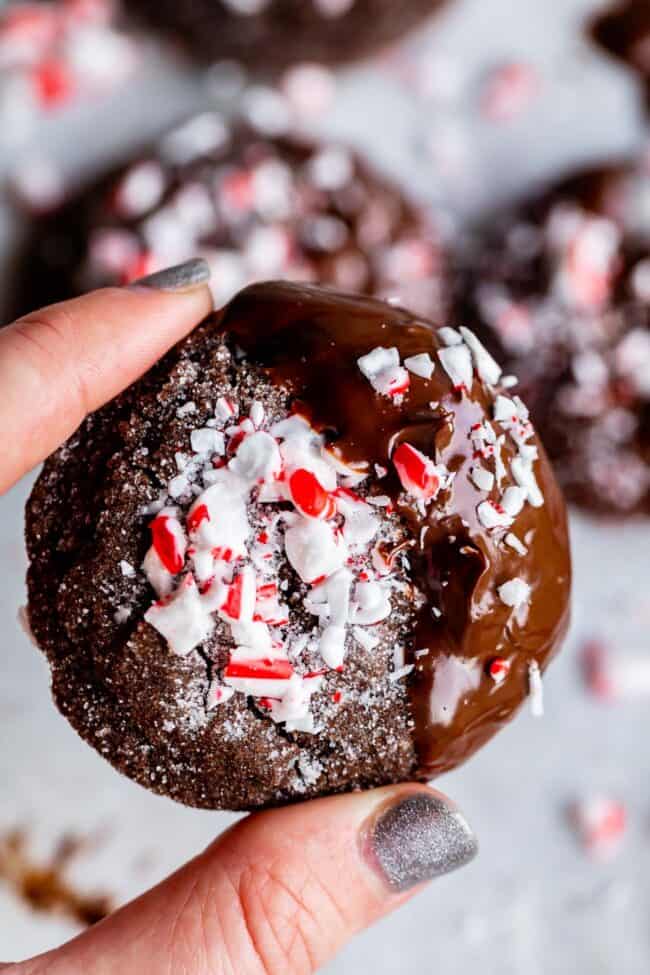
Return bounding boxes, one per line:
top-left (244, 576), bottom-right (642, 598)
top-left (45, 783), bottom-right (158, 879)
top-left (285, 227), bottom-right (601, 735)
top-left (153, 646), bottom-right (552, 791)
top-left (454, 159), bottom-right (650, 516)
top-left (129, 0), bottom-right (447, 72)
top-left (26, 282), bottom-right (571, 810)
top-left (15, 111), bottom-right (447, 323)
top-left (591, 0), bottom-right (650, 109)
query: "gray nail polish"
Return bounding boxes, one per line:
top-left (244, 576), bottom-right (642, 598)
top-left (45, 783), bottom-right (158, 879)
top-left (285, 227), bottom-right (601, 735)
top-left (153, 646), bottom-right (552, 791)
top-left (369, 794), bottom-right (478, 892)
top-left (130, 258), bottom-right (211, 293)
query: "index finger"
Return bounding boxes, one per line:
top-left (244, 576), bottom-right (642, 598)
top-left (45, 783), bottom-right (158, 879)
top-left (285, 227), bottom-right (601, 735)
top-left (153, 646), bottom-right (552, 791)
top-left (0, 259), bottom-right (213, 495)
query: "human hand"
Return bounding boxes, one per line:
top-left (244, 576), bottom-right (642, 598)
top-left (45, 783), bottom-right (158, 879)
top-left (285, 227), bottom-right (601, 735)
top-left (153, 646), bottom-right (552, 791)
top-left (1, 259), bottom-right (477, 974)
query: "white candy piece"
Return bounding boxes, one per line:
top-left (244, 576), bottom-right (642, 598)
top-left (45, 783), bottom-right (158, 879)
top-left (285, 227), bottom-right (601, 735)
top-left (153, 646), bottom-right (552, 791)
top-left (231, 620), bottom-right (273, 653)
top-left (459, 326), bottom-right (502, 386)
top-left (215, 396), bottom-right (238, 421)
top-left (477, 500), bottom-right (513, 530)
top-left (438, 343), bottom-right (473, 391)
top-left (285, 517), bottom-right (347, 583)
top-left (187, 474), bottom-right (250, 557)
top-left (326, 569), bottom-right (353, 626)
top-left (470, 466), bottom-right (495, 492)
top-left (207, 680), bottom-right (235, 709)
top-left (493, 394), bottom-right (518, 424)
top-left (357, 346), bottom-right (409, 398)
top-left (528, 661), bottom-right (544, 717)
top-left (190, 427), bottom-right (225, 456)
top-left (498, 577), bottom-right (531, 609)
top-left (336, 492), bottom-right (379, 551)
top-left (505, 532), bottom-right (528, 556)
top-left (511, 456), bottom-right (544, 508)
top-left (271, 414), bottom-right (316, 440)
top-left (404, 353), bottom-right (435, 379)
top-left (229, 431), bottom-right (282, 484)
top-left (268, 674), bottom-right (323, 733)
top-left (319, 624), bottom-right (347, 668)
top-left (145, 575), bottom-right (214, 656)
top-left (352, 581), bottom-right (391, 625)
top-left (500, 486), bottom-right (527, 517)
top-left (142, 547), bottom-right (174, 598)
top-left (199, 578), bottom-right (227, 614)
top-left (115, 161), bottom-right (165, 218)
top-left (438, 326), bottom-right (463, 346)
top-left (249, 400), bottom-right (265, 427)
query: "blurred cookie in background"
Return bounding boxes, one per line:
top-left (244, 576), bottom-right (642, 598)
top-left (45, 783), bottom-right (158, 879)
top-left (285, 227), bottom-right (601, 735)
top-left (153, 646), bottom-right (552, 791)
top-left (454, 154), bottom-right (650, 516)
top-left (590, 0), bottom-right (650, 109)
top-left (0, 0), bottom-right (138, 149)
top-left (128, 0), bottom-right (449, 73)
top-left (14, 110), bottom-right (450, 321)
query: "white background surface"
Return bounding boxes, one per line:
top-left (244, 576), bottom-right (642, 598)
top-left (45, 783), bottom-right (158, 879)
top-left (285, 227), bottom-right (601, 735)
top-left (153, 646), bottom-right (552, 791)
top-left (1, 0), bottom-right (650, 971)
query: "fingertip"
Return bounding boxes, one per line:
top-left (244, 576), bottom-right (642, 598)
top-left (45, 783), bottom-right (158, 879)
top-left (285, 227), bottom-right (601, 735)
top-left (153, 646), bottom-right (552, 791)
top-left (127, 257), bottom-right (213, 297)
top-left (359, 785), bottom-right (478, 895)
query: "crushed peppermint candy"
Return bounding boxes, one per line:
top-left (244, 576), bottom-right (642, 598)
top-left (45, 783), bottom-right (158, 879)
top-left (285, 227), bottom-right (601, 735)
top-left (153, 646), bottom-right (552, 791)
top-left (438, 342), bottom-right (473, 392)
top-left (141, 388), bottom-right (414, 734)
top-left (568, 796), bottom-right (627, 861)
top-left (459, 326), bottom-right (502, 386)
top-left (488, 657), bottom-right (511, 685)
top-left (392, 442), bottom-right (447, 501)
top-left (357, 346), bottom-right (410, 399)
top-left (528, 660), bottom-right (544, 717)
top-left (0, 0), bottom-right (138, 150)
top-left (498, 577), bottom-right (531, 609)
top-left (404, 353), bottom-right (435, 379)
top-left (580, 640), bottom-right (650, 701)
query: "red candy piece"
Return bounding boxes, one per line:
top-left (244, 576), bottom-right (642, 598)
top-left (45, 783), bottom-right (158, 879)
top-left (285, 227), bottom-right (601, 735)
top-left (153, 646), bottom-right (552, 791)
top-left (121, 251), bottom-right (159, 285)
top-left (488, 657), bottom-right (511, 684)
top-left (392, 442), bottom-right (441, 500)
top-left (224, 657), bottom-right (294, 681)
top-left (150, 515), bottom-right (185, 574)
top-left (289, 468), bottom-right (336, 519)
top-left (187, 504), bottom-right (210, 534)
top-left (221, 568), bottom-right (256, 621)
top-left (33, 59), bottom-right (74, 109)
top-left (1, 5), bottom-right (59, 57)
top-left (387, 370), bottom-right (410, 397)
top-left (221, 170), bottom-right (255, 212)
top-left (212, 546), bottom-right (234, 562)
top-left (256, 582), bottom-right (278, 599)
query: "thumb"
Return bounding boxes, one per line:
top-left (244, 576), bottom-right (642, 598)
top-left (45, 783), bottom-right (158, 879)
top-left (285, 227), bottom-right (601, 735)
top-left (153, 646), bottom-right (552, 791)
top-left (15, 785), bottom-right (477, 975)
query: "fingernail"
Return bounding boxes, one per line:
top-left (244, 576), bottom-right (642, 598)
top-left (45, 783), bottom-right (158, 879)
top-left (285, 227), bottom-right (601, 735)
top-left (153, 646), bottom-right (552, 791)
top-left (366, 793), bottom-right (478, 893)
top-left (129, 258), bottom-right (211, 293)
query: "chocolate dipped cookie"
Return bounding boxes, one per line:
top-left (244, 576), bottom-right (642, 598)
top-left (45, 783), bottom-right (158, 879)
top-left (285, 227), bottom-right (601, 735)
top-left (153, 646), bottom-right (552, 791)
top-left (128, 0), bottom-right (448, 72)
top-left (26, 282), bottom-right (571, 810)
top-left (454, 159), bottom-right (650, 516)
top-left (15, 112), bottom-right (446, 324)
top-left (591, 0), bottom-right (650, 109)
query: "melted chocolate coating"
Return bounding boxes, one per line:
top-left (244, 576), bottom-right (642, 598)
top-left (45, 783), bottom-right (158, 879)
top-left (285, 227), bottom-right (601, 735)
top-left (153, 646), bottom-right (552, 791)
top-left (128, 0), bottom-right (448, 73)
top-left (591, 1), bottom-right (650, 108)
top-left (218, 282), bottom-right (571, 776)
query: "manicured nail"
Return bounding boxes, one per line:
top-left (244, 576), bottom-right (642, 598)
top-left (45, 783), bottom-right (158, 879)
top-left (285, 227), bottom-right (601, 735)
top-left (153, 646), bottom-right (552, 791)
top-left (129, 258), bottom-right (211, 293)
top-left (367, 793), bottom-right (478, 893)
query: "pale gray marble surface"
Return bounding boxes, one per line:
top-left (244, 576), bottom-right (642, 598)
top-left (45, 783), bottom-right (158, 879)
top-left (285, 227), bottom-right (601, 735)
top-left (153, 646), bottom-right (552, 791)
top-left (1, 0), bottom-right (649, 970)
